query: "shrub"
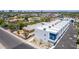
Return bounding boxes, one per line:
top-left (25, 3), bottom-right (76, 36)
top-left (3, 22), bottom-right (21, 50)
top-left (8, 23), bottom-right (16, 31)
top-left (0, 19), bottom-right (4, 25)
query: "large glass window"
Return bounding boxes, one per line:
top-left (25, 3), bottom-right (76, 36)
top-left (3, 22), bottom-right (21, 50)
top-left (49, 33), bottom-right (57, 40)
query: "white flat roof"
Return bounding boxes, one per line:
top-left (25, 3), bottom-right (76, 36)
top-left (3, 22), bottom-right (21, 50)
top-left (36, 20), bottom-right (70, 34)
top-left (53, 21), bottom-right (69, 30)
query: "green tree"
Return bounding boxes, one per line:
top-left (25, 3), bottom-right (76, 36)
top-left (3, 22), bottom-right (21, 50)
top-left (40, 17), bottom-right (50, 22)
top-left (8, 23), bottom-right (16, 31)
top-left (0, 22), bottom-right (8, 28)
top-left (77, 22), bottom-right (79, 27)
top-left (0, 19), bottom-right (4, 25)
top-left (17, 21), bottom-right (27, 30)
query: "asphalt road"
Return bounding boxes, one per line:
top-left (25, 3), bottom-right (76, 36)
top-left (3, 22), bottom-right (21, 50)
top-left (54, 23), bottom-right (77, 49)
top-left (0, 28), bottom-right (34, 49)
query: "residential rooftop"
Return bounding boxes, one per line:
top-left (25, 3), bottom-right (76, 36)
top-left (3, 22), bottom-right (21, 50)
top-left (36, 19), bottom-right (70, 34)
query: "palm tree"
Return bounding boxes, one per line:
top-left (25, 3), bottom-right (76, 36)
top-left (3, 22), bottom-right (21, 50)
top-left (17, 21), bottom-right (27, 30)
top-left (23, 30), bottom-right (29, 39)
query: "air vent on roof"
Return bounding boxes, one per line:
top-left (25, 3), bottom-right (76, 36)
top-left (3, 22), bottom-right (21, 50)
top-left (49, 26), bottom-right (51, 28)
top-left (43, 28), bottom-right (46, 31)
top-left (52, 24), bottom-right (54, 26)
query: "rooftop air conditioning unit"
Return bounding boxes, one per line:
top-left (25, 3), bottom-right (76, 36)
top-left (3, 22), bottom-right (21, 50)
top-left (49, 26), bottom-right (51, 28)
top-left (52, 24), bottom-right (54, 26)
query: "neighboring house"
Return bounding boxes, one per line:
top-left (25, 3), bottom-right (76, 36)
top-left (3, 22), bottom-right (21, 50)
top-left (9, 19), bottom-right (18, 23)
top-left (40, 13), bottom-right (50, 17)
top-left (75, 18), bottom-right (79, 22)
top-left (9, 18), bottom-right (24, 23)
top-left (30, 14), bottom-right (38, 17)
top-left (28, 17), bottom-right (41, 22)
top-left (23, 26), bottom-right (34, 32)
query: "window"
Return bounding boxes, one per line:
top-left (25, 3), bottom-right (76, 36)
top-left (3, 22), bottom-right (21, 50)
top-left (49, 33), bottom-right (57, 40)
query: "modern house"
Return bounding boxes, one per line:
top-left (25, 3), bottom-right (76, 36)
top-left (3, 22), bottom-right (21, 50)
top-left (35, 18), bottom-right (74, 44)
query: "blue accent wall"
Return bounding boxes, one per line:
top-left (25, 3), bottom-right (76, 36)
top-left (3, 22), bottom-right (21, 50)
top-left (49, 33), bottom-right (57, 40)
